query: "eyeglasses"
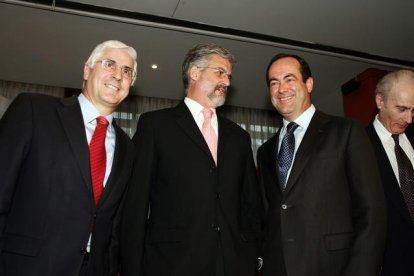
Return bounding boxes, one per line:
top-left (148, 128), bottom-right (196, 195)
top-left (95, 59), bottom-right (136, 80)
top-left (198, 66), bottom-right (232, 81)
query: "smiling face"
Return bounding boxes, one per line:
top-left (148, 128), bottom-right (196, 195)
top-left (377, 75), bottom-right (414, 134)
top-left (187, 54), bottom-right (232, 108)
top-left (83, 47), bottom-right (135, 115)
top-left (267, 57), bottom-right (313, 121)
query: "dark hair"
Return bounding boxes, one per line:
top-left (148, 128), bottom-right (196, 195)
top-left (182, 43), bottom-right (235, 90)
top-left (265, 53), bottom-right (312, 86)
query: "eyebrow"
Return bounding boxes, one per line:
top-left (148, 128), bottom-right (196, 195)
top-left (269, 73), bottom-right (297, 82)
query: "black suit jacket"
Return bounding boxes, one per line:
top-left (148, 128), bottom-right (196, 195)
top-left (366, 123), bottom-right (414, 276)
top-left (257, 110), bottom-right (386, 276)
top-left (120, 101), bottom-right (264, 276)
top-left (0, 93), bottom-right (134, 276)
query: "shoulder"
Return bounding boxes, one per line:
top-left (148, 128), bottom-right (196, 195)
top-left (140, 106), bottom-right (176, 120)
top-left (258, 134), bottom-right (277, 152)
top-left (313, 110), bottom-right (364, 131)
top-left (6, 93), bottom-right (66, 116)
top-left (217, 114), bottom-right (252, 139)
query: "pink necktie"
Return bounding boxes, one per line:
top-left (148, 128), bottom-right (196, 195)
top-left (201, 108), bottom-right (218, 164)
top-left (89, 116), bottom-right (108, 206)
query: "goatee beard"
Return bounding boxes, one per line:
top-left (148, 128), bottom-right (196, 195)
top-left (208, 86), bottom-right (227, 107)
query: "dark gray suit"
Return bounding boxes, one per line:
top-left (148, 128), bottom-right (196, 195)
top-left (367, 123), bottom-right (414, 276)
top-left (0, 93), bottom-right (134, 275)
top-left (120, 101), bottom-right (264, 276)
top-left (257, 110), bottom-right (386, 276)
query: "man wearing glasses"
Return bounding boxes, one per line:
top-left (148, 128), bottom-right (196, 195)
top-left (120, 43), bottom-right (264, 276)
top-left (0, 40), bottom-right (137, 275)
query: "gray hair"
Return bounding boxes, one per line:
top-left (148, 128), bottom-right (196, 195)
top-left (376, 69), bottom-right (414, 101)
top-left (85, 40), bottom-right (138, 85)
top-left (182, 43), bottom-right (235, 90)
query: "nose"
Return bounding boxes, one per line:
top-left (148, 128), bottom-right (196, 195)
top-left (279, 81), bottom-right (290, 92)
top-left (112, 67), bottom-right (122, 80)
top-left (222, 76), bottom-right (231, 86)
top-left (406, 111), bottom-right (413, 124)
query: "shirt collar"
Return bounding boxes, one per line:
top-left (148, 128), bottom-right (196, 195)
top-left (184, 97), bottom-right (216, 118)
top-left (78, 93), bottom-right (114, 126)
top-left (282, 104), bottom-right (316, 131)
top-left (373, 114), bottom-right (394, 142)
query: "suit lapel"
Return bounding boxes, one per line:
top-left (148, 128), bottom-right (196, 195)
top-left (57, 97), bottom-right (92, 197)
top-left (97, 121), bottom-right (125, 207)
top-left (216, 113), bottom-right (233, 164)
top-left (175, 102), bottom-right (215, 163)
top-left (263, 134), bottom-right (282, 192)
top-left (367, 124), bottom-right (412, 222)
top-left (285, 111), bottom-right (328, 194)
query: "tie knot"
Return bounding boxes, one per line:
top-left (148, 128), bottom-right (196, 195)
top-left (286, 122), bottom-right (299, 134)
top-left (96, 116), bottom-right (108, 126)
top-left (202, 108), bottom-right (213, 120)
top-left (392, 134), bottom-right (400, 145)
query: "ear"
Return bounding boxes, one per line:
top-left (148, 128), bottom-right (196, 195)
top-left (83, 64), bottom-right (91, 81)
top-left (375, 93), bottom-right (384, 109)
top-left (305, 77), bottom-right (314, 93)
top-left (189, 65), bottom-right (200, 81)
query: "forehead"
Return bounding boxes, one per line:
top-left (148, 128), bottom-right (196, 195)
top-left (389, 77), bottom-right (414, 100)
top-left (269, 57), bottom-right (301, 76)
top-left (207, 54), bottom-right (232, 71)
top-left (100, 48), bottom-right (134, 67)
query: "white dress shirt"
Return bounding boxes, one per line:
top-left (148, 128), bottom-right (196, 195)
top-left (78, 93), bottom-right (115, 187)
top-left (78, 93), bottom-right (116, 252)
top-left (373, 115), bottom-right (414, 186)
top-left (278, 104), bottom-right (316, 182)
top-left (184, 97), bottom-right (218, 136)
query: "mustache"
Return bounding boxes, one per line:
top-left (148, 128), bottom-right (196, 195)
top-left (215, 84), bottom-right (228, 93)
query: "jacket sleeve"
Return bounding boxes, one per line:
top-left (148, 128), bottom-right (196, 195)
top-left (0, 94), bottom-right (33, 240)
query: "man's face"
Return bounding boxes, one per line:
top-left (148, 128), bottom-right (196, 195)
top-left (189, 54), bottom-right (232, 108)
top-left (83, 47), bottom-right (135, 114)
top-left (377, 77), bottom-right (414, 134)
top-left (267, 57), bottom-right (313, 122)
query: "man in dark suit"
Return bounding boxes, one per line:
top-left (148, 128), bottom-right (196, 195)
top-left (0, 40), bottom-right (137, 275)
top-left (120, 43), bottom-right (264, 276)
top-left (256, 53), bottom-right (386, 276)
top-left (366, 69), bottom-right (414, 276)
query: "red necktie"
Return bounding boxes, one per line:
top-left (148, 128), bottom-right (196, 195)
top-left (201, 108), bottom-right (218, 164)
top-left (89, 116), bottom-right (108, 206)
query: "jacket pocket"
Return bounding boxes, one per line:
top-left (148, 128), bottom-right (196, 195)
top-left (323, 232), bottom-right (353, 251)
top-left (1, 234), bottom-right (43, 256)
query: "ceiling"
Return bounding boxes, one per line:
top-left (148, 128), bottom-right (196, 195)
top-left (1, 0), bottom-right (414, 116)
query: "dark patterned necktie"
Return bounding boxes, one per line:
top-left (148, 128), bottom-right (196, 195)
top-left (89, 116), bottom-right (108, 206)
top-left (392, 134), bottom-right (414, 222)
top-left (278, 122), bottom-right (299, 190)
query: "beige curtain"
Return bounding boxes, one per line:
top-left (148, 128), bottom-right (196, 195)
top-left (0, 80), bottom-right (280, 159)
top-left (115, 95), bottom-right (280, 160)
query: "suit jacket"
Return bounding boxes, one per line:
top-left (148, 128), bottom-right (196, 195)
top-left (0, 93), bottom-right (134, 276)
top-left (257, 110), bottom-right (386, 276)
top-left (366, 123), bottom-right (414, 276)
top-left (120, 101), bottom-right (264, 276)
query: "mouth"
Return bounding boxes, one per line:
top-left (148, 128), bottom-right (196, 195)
top-left (278, 95), bottom-right (294, 102)
top-left (215, 86), bottom-right (227, 96)
top-left (105, 83), bottom-right (120, 91)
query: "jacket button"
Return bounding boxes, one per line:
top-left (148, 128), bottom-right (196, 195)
top-left (211, 224), bottom-right (220, 231)
top-left (281, 204), bottom-right (288, 210)
top-left (216, 193), bottom-right (220, 199)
